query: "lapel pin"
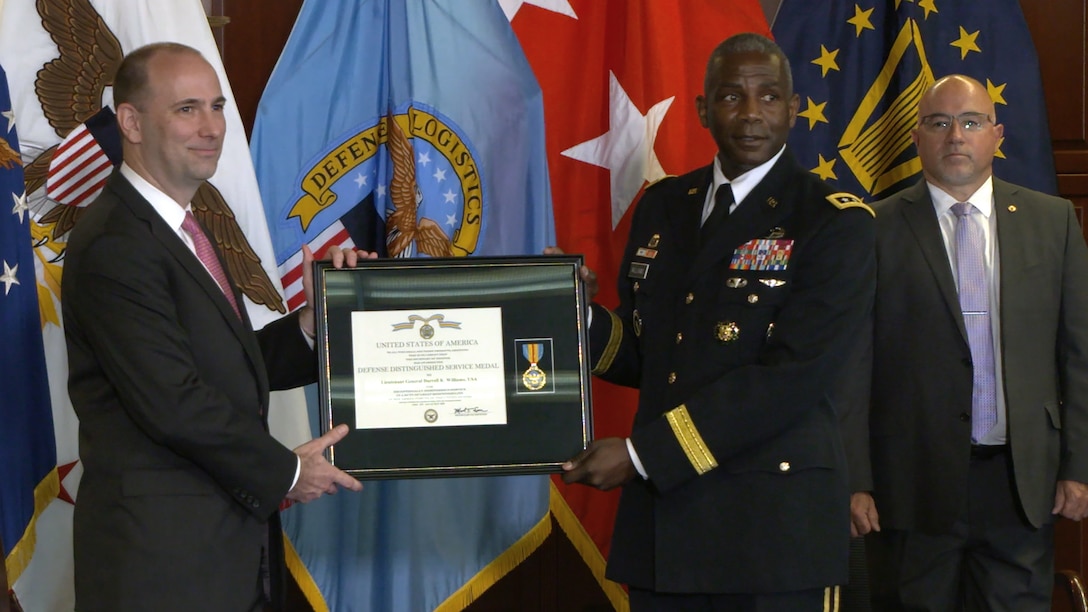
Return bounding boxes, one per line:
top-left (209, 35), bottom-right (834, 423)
top-left (1007, 205), bottom-right (1017, 212)
top-left (687, 187), bottom-right (699, 195)
top-left (766, 197), bottom-right (778, 208)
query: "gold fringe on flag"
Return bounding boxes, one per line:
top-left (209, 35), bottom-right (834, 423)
top-left (435, 509), bottom-right (552, 610)
top-left (4, 468), bottom-right (60, 587)
top-left (283, 531), bottom-right (329, 612)
top-left (547, 481), bottom-right (629, 611)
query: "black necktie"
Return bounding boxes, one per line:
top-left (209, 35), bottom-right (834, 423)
top-left (701, 183), bottom-right (734, 242)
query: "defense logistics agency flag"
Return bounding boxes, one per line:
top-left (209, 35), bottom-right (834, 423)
top-left (0, 61), bottom-right (58, 602)
top-left (508, 0), bottom-right (768, 603)
top-left (251, 1), bottom-right (554, 610)
top-left (0, 1), bottom-right (306, 608)
top-left (772, 0), bottom-right (1057, 201)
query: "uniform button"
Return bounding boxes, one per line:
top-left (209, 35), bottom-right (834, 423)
top-left (668, 372), bottom-right (677, 384)
top-left (779, 462), bottom-right (791, 472)
top-left (747, 294), bottom-right (759, 304)
top-left (959, 413), bottom-right (971, 422)
top-left (675, 332), bottom-right (683, 344)
top-left (685, 293), bottom-right (694, 304)
top-left (633, 281), bottom-right (640, 292)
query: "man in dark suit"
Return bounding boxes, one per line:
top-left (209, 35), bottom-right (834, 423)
top-left (845, 74), bottom-right (1088, 610)
top-left (559, 33), bottom-right (875, 610)
top-left (63, 43), bottom-right (364, 612)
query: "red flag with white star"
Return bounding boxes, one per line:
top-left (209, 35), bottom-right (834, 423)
top-left (509, 0), bottom-right (769, 593)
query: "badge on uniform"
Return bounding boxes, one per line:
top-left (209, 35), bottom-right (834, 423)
top-left (730, 239), bottom-right (794, 270)
top-left (714, 321), bottom-right (739, 343)
top-left (628, 261), bottom-right (650, 279)
top-left (636, 247), bottom-right (658, 259)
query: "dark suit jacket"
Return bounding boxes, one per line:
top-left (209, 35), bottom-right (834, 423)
top-left (588, 151), bottom-right (876, 593)
top-left (63, 171), bottom-right (316, 612)
top-left (844, 178), bottom-right (1088, 533)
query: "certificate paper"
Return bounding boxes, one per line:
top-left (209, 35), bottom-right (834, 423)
top-left (351, 306), bottom-right (507, 429)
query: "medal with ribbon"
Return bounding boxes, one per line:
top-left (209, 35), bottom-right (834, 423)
top-left (521, 342), bottom-right (547, 391)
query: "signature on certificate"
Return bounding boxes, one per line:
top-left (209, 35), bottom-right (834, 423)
top-left (453, 406), bottom-right (490, 416)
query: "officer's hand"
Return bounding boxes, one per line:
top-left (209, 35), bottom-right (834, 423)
top-left (544, 246), bottom-right (598, 299)
top-left (850, 491), bottom-right (881, 536)
top-left (561, 437), bottom-right (635, 490)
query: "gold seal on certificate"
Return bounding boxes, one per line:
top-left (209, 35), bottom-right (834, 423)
top-left (521, 342), bottom-right (547, 391)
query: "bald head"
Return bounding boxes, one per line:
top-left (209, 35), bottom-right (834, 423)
top-left (114, 42), bottom-right (209, 111)
top-left (911, 74), bottom-right (1003, 202)
top-left (918, 75), bottom-right (996, 123)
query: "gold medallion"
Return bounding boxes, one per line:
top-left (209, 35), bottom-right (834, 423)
top-left (714, 321), bottom-right (739, 343)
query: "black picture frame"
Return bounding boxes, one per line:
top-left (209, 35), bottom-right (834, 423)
top-left (313, 255), bottom-right (593, 479)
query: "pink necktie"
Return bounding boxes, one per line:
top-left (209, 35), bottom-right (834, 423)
top-left (181, 211), bottom-right (241, 320)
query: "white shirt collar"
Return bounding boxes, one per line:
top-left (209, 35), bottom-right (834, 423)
top-left (927, 176), bottom-right (995, 219)
top-left (120, 162), bottom-right (191, 231)
top-left (712, 144), bottom-right (786, 206)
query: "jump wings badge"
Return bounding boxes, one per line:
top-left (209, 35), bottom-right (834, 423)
top-left (522, 342), bottom-right (547, 391)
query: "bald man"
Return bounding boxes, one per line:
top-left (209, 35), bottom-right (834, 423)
top-left (843, 74), bottom-right (1088, 610)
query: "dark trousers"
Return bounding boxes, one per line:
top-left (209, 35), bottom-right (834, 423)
top-left (866, 448), bottom-right (1054, 611)
top-left (629, 586), bottom-right (841, 612)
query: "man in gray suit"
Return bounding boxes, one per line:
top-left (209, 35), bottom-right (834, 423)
top-left (846, 74), bottom-right (1088, 610)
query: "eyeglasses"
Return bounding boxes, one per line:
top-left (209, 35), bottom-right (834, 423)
top-left (919, 112), bottom-right (993, 133)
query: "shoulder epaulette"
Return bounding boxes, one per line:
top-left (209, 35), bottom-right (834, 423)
top-left (826, 192), bottom-right (874, 217)
top-left (645, 174), bottom-right (677, 191)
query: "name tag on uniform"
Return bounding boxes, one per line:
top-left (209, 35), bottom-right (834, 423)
top-left (628, 261), bottom-right (650, 279)
top-left (730, 239), bottom-right (794, 270)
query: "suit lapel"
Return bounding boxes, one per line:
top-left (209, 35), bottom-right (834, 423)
top-left (899, 181), bottom-right (968, 342)
top-left (993, 177), bottom-right (1028, 281)
top-left (992, 178), bottom-right (1033, 347)
top-left (109, 174), bottom-right (265, 370)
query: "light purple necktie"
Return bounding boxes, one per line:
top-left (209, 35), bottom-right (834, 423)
top-left (952, 202), bottom-right (997, 442)
top-left (182, 211), bottom-right (241, 320)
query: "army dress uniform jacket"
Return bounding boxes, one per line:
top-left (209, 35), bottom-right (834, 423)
top-left (589, 151), bottom-right (875, 594)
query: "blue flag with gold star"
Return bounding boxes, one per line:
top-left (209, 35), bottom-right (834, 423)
top-left (772, 0), bottom-right (1056, 200)
top-left (0, 62), bottom-right (57, 591)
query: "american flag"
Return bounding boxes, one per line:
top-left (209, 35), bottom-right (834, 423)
top-left (278, 220), bottom-right (355, 312)
top-left (46, 107), bottom-right (121, 208)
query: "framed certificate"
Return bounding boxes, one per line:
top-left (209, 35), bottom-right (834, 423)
top-left (313, 255), bottom-right (593, 479)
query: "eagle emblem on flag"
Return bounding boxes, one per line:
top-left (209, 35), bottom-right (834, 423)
top-left (23, 0), bottom-right (285, 313)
